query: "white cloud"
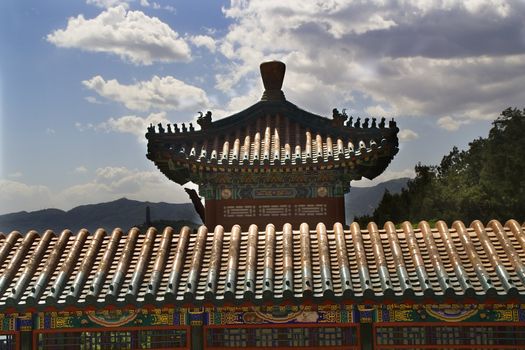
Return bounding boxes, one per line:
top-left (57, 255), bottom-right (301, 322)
top-left (0, 180), bottom-right (53, 214)
top-left (47, 6), bottom-right (191, 65)
top-left (74, 165), bottom-right (88, 174)
top-left (45, 128), bottom-right (56, 135)
top-left (0, 166), bottom-right (193, 215)
top-left (7, 172), bottom-right (23, 178)
top-left (360, 55), bottom-right (525, 120)
top-left (216, 0), bottom-right (525, 123)
top-left (85, 96), bottom-right (102, 104)
top-left (83, 75), bottom-right (209, 111)
top-left (365, 105), bottom-right (393, 116)
top-left (437, 116), bottom-right (470, 131)
top-left (58, 167), bottom-right (190, 209)
top-left (398, 129), bottom-right (419, 141)
top-left (86, 0), bottom-right (130, 8)
top-left (75, 112), bottom-right (169, 139)
top-left (352, 168), bottom-right (416, 187)
top-left (95, 166), bottom-right (130, 180)
top-left (163, 5), bottom-right (176, 13)
top-left (190, 35), bottom-right (216, 52)
top-left (75, 121), bottom-right (95, 132)
top-left (90, 112), bottom-right (170, 141)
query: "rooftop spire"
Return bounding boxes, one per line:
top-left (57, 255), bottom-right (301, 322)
top-left (260, 61), bottom-right (286, 101)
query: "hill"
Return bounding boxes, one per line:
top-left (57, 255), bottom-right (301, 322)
top-left (0, 179), bottom-right (409, 233)
top-left (0, 198), bottom-right (201, 233)
top-left (345, 178), bottom-right (409, 223)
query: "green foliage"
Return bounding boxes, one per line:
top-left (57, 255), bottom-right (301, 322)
top-left (356, 107), bottom-right (525, 226)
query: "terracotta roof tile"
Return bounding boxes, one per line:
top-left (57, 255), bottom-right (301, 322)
top-left (1, 220), bottom-right (524, 311)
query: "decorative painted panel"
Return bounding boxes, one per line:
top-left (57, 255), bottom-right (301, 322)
top-left (205, 305), bottom-right (354, 325)
top-left (377, 304), bottom-right (525, 323)
top-left (0, 313), bottom-right (32, 331)
top-left (202, 183), bottom-right (349, 200)
top-left (35, 308), bottom-right (188, 330)
top-left (223, 205), bottom-right (256, 217)
top-left (197, 171), bottom-right (353, 200)
top-left (253, 188), bottom-right (297, 198)
top-left (258, 205), bottom-right (292, 216)
top-left (294, 204), bottom-right (328, 216)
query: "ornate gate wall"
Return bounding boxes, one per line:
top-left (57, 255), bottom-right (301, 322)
top-left (373, 304), bottom-right (525, 349)
top-left (202, 305), bottom-right (359, 350)
top-left (33, 326), bottom-right (189, 350)
top-left (2, 304), bottom-right (525, 349)
top-left (31, 308), bottom-right (189, 350)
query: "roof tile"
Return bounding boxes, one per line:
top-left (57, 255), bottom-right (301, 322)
top-left (1, 220), bottom-right (525, 312)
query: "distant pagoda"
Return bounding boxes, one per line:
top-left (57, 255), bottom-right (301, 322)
top-left (146, 61), bottom-right (399, 228)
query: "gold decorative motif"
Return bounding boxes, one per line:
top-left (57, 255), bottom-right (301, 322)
top-left (425, 305), bottom-right (478, 322)
top-left (317, 186), bottom-right (328, 197)
top-left (189, 307), bottom-right (204, 314)
top-left (358, 305), bottom-right (375, 312)
top-left (252, 306), bottom-right (311, 323)
top-left (495, 310), bottom-right (517, 322)
top-left (87, 310), bottom-right (139, 327)
top-left (222, 313), bottom-right (238, 324)
top-left (55, 317), bottom-right (73, 328)
top-left (221, 188), bottom-right (232, 199)
top-left (393, 310), bottom-right (413, 322)
top-left (322, 311), bottom-right (338, 323)
top-left (152, 314), bottom-right (170, 325)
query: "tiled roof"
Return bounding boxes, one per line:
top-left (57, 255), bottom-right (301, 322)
top-left (147, 62), bottom-right (399, 183)
top-left (164, 127), bottom-right (394, 167)
top-left (149, 126), bottom-right (397, 188)
top-left (1, 220), bottom-right (524, 312)
top-left (147, 102), bottom-right (398, 184)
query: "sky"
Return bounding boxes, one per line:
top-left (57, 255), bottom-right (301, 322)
top-left (1, 0), bottom-right (524, 215)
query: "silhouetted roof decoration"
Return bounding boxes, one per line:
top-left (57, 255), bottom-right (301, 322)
top-left (0, 219), bottom-right (524, 312)
top-left (146, 61), bottom-right (399, 185)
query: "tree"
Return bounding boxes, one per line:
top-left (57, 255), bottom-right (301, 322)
top-left (356, 107), bottom-right (525, 225)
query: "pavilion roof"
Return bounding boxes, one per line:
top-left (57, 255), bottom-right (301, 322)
top-left (146, 62), bottom-right (399, 185)
top-left (0, 219), bottom-right (524, 313)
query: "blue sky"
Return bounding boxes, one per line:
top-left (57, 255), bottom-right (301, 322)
top-left (1, 0), bottom-right (524, 214)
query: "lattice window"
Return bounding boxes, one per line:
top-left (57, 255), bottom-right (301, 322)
top-left (37, 328), bottom-right (187, 350)
top-left (375, 324), bottom-right (525, 349)
top-left (206, 325), bottom-right (358, 348)
top-left (318, 327), bottom-right (343, 346)
top-left (0, 334), bottom-right (16, 350)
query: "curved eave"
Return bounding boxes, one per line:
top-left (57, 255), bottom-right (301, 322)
top-left (148, 144), bottom-right (398, 186)
top-left (4, 291), bottom-right (524, 313)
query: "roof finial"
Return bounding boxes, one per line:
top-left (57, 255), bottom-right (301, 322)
top-left (260, 61), bottom-right (286, 101)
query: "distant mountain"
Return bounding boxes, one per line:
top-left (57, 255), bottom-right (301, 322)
top-left (0, 198), bottom-right (202, 233)
top-left (345, 178), bottom-right (410, 223)
top-left (0, 179), bottom-right (409, 233)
